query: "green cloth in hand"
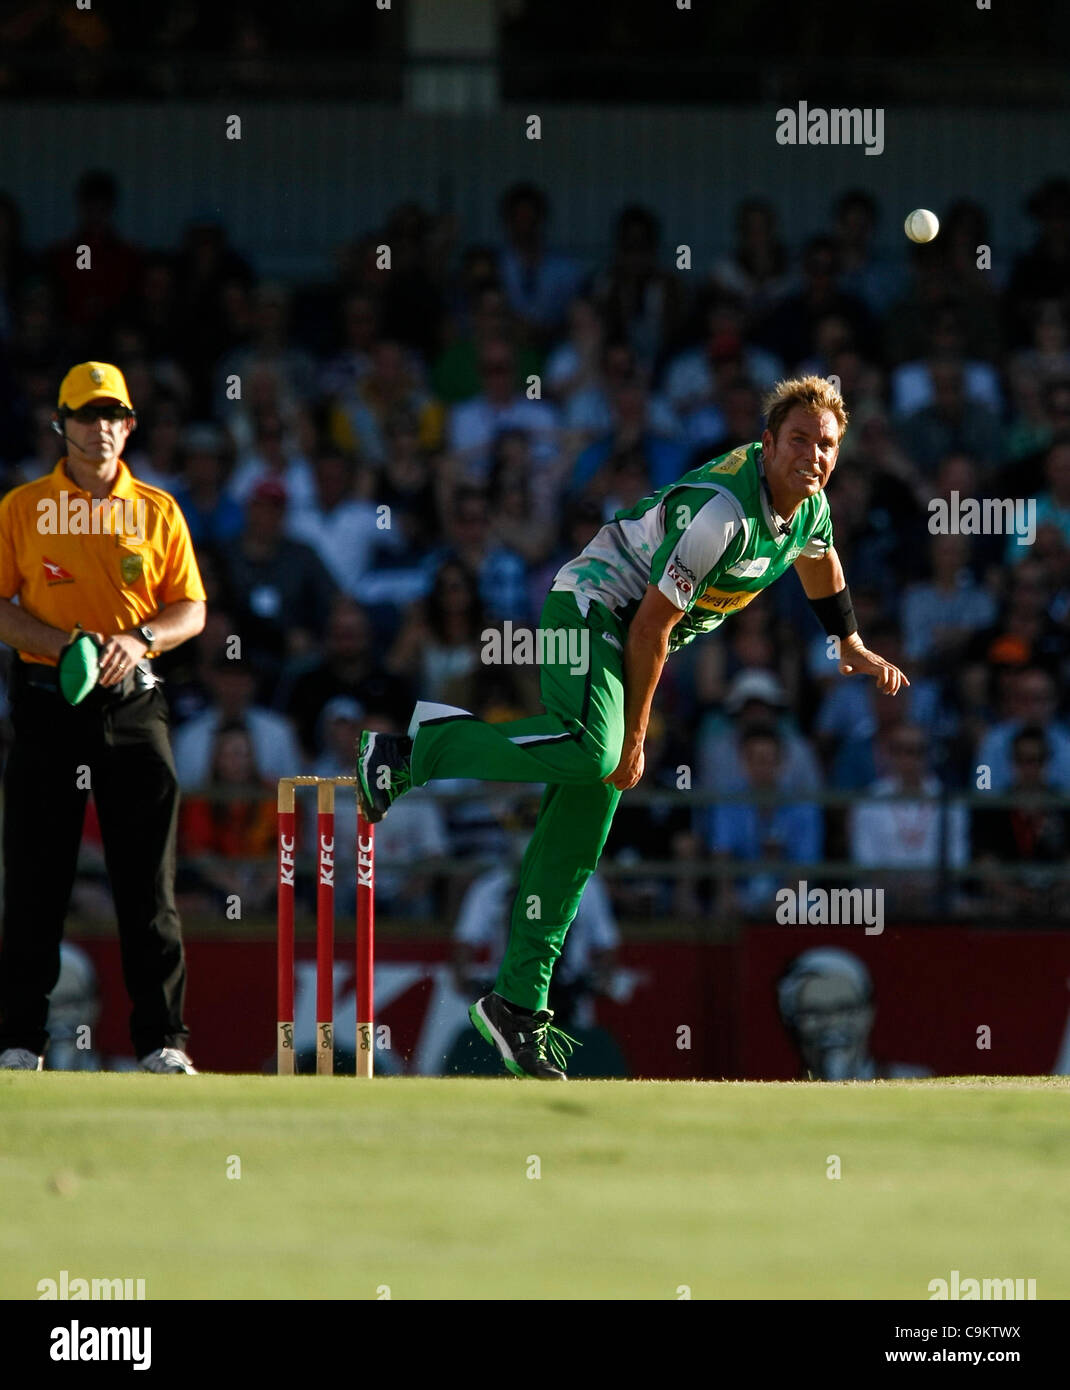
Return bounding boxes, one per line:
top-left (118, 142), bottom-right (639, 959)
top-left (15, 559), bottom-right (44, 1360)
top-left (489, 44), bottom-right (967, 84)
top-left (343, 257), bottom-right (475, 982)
top-left (57, 632), bottom-right (102, 705)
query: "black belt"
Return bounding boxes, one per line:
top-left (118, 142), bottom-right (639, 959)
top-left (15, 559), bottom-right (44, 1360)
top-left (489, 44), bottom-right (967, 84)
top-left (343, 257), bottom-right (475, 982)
top-left (16, 661), bottom-right (150, 702)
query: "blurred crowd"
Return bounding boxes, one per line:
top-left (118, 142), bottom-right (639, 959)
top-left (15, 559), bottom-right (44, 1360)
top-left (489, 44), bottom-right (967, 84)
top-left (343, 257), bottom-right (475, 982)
top-left (0, 170), bottom-right (1068, 924)
top-left (0, 3), bottom-right (390, 98)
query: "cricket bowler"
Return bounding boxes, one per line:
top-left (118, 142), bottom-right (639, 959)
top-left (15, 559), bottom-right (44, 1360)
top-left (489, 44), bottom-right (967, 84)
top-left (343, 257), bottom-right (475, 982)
top-left (356, 376), bottom-right (909, 1079)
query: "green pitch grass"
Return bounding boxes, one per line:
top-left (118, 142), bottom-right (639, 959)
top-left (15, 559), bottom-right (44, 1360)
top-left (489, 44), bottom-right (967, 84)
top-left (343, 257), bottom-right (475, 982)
top-left (2, 1075), bottom-right (1067, 1300)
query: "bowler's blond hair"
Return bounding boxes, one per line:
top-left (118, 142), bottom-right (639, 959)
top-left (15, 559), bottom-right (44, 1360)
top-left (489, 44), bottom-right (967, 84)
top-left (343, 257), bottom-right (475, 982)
top-left (762, 376), bottom-right (849, 444)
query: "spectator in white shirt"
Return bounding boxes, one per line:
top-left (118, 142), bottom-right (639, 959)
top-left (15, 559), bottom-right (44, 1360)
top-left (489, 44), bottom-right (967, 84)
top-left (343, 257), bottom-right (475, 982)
top-left (975, 666), bottom-right (1070, 791)
top-left (286, 449), bottom-right (401, 598)
top-left (890, 302), bottom-right (1003, 418)
top-left (699, 669), bottom-right (823, 795)
top-left (559, 339), bottom-right (680, 442)
top-left (227, 409), bottom-right (317, 514)
top-left (900, 533), bottom-right (997, 670)
top-left (662, 293), bottom-right (783, 419)
top-left (446, 338), bottom-right (561, 482)
top-left (172, 653), bottom-right (304, 790)
top-left (542, 295), bottom-right (606, 408)
top-left (710, 197), bottom-right (794, 320)
top-left (849, 724), bottom-right (969, 915)
top-left (213, 282), bottom-right (318, 422)
top-left (496, 182), bottom-right (585, 346)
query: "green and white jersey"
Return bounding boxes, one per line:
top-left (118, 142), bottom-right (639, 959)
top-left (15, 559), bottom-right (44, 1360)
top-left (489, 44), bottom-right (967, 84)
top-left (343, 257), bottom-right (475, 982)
top-left (551, 441), bottom-right (834, 652)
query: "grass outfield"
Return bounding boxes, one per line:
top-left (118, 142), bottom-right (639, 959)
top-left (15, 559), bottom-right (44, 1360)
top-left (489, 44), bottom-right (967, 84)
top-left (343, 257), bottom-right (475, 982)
top-left (1, 1075), bottom-right (1067, 1300)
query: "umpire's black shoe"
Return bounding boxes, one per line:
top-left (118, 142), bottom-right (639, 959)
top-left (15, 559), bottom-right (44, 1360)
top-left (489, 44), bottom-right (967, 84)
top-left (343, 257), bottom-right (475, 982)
top-left (469, 992), bottom-right (580, 1080)
top-left (356, 731), bottom-right (413, 823)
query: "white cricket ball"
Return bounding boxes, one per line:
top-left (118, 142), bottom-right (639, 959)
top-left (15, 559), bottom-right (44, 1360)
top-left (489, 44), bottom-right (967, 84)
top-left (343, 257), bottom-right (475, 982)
top-left (904, 208), bottom-right (940, 243)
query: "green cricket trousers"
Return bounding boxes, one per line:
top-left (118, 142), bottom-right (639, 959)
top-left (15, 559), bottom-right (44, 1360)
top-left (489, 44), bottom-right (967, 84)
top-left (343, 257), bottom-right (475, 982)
top-left (409, 590), bottom-right (625, 1012)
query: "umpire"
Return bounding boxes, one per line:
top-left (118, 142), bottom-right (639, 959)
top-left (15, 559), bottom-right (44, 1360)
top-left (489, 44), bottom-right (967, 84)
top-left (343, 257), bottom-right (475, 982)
top-left (0, 362), bottom-right (206, 1072)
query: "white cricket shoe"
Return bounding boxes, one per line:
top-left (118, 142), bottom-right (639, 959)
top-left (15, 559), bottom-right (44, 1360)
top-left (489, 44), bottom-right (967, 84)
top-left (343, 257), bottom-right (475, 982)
top-left (0, 1047), bottom-right (43, 1070)
top-left (139, 1047), bottom-right (197, 1074)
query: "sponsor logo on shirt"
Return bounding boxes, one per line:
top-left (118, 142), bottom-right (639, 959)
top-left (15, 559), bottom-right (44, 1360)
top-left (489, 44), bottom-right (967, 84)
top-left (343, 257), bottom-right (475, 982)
top-left (666, 559), bottom-right (696, 595)
top-left (725, 557), bottom-right (770, 579)
top-left (709, 448), bottom-right (749, 476)
top-left (693, 586), bottom-right (759, 613)
top-left (42, 556), bottom-right (74, 584)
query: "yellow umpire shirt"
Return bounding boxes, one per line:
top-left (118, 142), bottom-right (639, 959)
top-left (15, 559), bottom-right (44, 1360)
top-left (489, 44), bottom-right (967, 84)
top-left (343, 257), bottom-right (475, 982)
top-left (0, 458), bottom-right (207, 665)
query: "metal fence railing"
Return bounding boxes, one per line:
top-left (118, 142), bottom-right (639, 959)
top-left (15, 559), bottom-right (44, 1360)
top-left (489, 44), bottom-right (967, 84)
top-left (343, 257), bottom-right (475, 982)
top-left (147, 784), bottom-right (1070, 926)
top-left (0, 780), bottom-right (1055, 924)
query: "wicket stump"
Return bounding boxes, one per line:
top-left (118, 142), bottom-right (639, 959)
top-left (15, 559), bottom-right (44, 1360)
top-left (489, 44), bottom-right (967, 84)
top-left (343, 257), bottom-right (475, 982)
top-left (276, 776), bottom-right (375, 1077)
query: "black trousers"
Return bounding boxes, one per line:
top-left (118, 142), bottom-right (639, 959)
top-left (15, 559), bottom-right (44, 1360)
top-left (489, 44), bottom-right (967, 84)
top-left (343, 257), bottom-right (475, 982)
top-left (0, 667), bottom-right (188, 1058)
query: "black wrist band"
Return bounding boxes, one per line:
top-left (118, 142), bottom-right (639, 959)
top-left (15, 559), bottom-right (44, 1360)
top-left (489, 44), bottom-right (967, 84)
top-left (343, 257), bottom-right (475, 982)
top-left (809, 586), bottom-right (858, 639)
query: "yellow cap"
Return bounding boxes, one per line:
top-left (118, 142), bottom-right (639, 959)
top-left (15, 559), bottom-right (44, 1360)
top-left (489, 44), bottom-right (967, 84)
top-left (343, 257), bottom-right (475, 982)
top-left (58, 361), bottom-right (133, 412)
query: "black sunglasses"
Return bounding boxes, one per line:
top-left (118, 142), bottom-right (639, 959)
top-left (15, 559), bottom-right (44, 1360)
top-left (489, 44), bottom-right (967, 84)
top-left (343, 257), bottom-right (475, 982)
top-left (68, 404), bottom-right (134, 424)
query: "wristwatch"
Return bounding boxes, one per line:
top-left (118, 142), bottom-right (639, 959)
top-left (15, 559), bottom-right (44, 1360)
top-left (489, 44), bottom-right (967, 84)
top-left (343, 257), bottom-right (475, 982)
top-left (135, 624), bottom-right (156, 656)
